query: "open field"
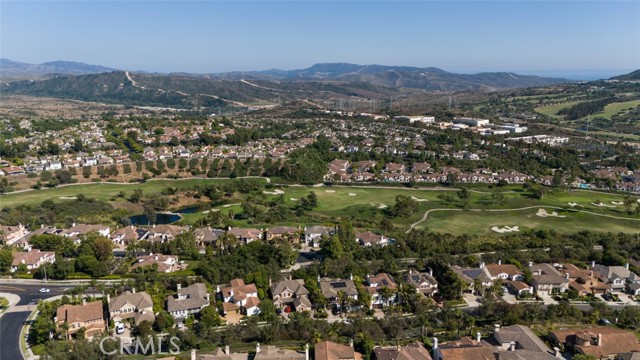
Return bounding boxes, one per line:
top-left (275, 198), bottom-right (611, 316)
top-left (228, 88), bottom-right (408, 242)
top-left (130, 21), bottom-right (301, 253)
top-left (589, 99), bottom-right (640, 119)
top-left (0, 178), bottom-right (255, 208)
top-left (2, 180), bottom-right (639, 234)
top-left (534, 101), bottom-right (581, 119)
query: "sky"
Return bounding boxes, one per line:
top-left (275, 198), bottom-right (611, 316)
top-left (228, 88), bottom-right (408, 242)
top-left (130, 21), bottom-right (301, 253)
top-left (1, 0), bottom-right (639, 79)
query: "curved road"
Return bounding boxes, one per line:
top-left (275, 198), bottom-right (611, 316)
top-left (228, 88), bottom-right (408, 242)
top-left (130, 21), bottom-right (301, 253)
top-left (0, 284), bottom-right (70, 360)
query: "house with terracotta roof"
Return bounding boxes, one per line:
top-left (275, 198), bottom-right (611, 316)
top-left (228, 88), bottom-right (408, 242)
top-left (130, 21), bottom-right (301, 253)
top-left (592, 263), bottom-right (640, 293)
top-left (55, 300), bottom-right (106, 340)
top-left (374, 342), bottom-right (431, 360)
top-left (194, 227), bottom-right (225, 248)
top-left (484, 262), bottom-right (524, 281)
top-left (506, 281), bottom-right (533, 296)
top-left (550, 327), bottom-right (640, 359)
top-left (218, 278), bottom-right (261, 316)
top-left (265, 226), bottom-right (300, 242)
top-left (254, 344), bottom-right (307, 360)
top-left (228, 227), bottom-right (263, 244)
top-left (11, 249), bottom-right (55, 273)
top-left (487, 324), bottom-right (563, 359)
top-left (366, 273), bottom-right (398, 308)
top-left (110, 226), bottom-right (148, 246)
top-left (451, 263), bottom-right (494, 294)
top-left (166, 283), bottom-right (210, 319)
top-left (561, 263), bottom-right (608, 296)
top-left (108, 289), bottom-right (155, 325)
top-left (64, 223), bottom-right (110, 239)
top-left (316, 341), bottom-right (362, 360)
top-left (432, 336), bottom-right (494, 360)
top-left (131, 254), bottom-right (183, 273)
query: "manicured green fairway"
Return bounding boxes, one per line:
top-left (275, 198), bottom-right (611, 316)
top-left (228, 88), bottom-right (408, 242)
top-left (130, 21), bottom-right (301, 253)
top-left (534, 101), bottom-right (581, 119)
top-left (2, 180), bottom-right (639, 235)
top-left (0, 178), bottom-right (259, 208)
top-left (589, 99), bottom-right (640, 119)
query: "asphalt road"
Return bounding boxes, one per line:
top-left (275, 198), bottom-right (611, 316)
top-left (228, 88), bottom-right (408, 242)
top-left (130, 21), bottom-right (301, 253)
top-left (0, 283), bottom-right (70, 360)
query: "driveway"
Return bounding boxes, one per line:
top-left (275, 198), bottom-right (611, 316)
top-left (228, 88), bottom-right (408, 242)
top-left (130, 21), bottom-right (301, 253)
top-left (463, 293), bottom-right (481, 308)
top-left (539, 293), bottom-right (558, 305)
top-left (501, 293), bottom-right (518, 305)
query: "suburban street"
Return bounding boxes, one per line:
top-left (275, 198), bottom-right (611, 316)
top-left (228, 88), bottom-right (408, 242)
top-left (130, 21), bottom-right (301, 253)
top-left (0, 283), bottom-right (71, 360)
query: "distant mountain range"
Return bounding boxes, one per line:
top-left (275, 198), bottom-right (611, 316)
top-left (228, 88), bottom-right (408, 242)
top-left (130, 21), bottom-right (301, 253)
top-left (0, 59), bottom-right (117, 82)
top-left (610, 69), bottom-right (640, 81)
top-left (1, 59), bottom-right (588, 111)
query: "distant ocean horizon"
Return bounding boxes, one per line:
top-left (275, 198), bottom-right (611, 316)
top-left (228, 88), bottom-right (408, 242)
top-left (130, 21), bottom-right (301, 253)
top-left (509, 69), bottom-right (634, 81)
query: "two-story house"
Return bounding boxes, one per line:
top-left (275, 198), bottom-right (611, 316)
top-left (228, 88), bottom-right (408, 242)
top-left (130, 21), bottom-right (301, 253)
top-left (11, 250), bottom-right (55, 273)
top-left (56, 300), bottom-right (106, 340)
top-left (108, 289), bottom-right (155, 325)
top-left (166, 283), bottom-right (210, 319)
top-left (402, 269), bottom-right (439, 297)
top-left (269, 278), bottom-right (311, 312)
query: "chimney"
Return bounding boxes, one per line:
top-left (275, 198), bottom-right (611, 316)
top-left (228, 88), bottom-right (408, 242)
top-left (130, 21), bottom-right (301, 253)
top-left (289, 274), bottom-right (292, 281)
top-left (597, 333), bottom-right (602, 347)
top-left (591, 261), bottom-right (596, 268)
top-left (177, 284), bottom-right (181, 291)
top-left (256, 343), bottom-right (261, 353)
top-left (476, 332), bottom-right (481, 342)
top-left (191, 349), bottom-right (196, 360)
top-left (82, 298), bottom-right (86, 305)
top-left (107, 294), bottom-right (111, 303)
top-left (528, 261), bottom-right (533, 267)
top-left (553, 347), bottom-right (562, 358)
top-left (349, 339), bottom-right (354, 348)
top-left (305, 344), bottom-right (309, 360)
top-left (269, 278), bottom-right (272, 287)
top-left (494, 324), bottom-right (501, 333)
top-left (132, 287), bottom-right (136, 294)
top-left (509, 342), bottom-right (516, 352)
top-left (225, 345), bottom-right (230, 355)
top-left (432, 338), bottom-right (438, 351)
top-left (498, 260), bottom-right (502, 265)
top-left (480, 262), bottom-right (485, 269)
top-left (625, 263), bottom-right (629, 270)
top-left (564, 273), bottom-right (570, 280)
top-left (429, 268), bottom-right (433, 277)
top-left (350, 273), bottom-right (353, 281)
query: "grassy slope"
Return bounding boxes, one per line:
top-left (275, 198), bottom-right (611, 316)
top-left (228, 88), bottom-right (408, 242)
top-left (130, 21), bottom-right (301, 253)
top-left (589, 99), bottom-right (640, 119)
top-left (2, 181), bottom-right (639, 234)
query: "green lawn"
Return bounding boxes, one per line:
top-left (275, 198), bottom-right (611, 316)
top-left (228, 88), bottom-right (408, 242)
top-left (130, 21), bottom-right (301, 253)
top-left (3, 180), bottom-right (639, 235)
top-left (589, 99), bottom-right (640, 119)
top-left (0, 178), bottom-right (264, 208)
top-left (534, 101), bottom-right (581, 119)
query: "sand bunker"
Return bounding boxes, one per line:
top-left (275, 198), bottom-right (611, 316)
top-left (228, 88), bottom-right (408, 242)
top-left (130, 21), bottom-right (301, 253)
top-left (568, 202), bottom-right (578, 207)
top-left (59, 196), bottom-right (78, 200)
top-left (263, 189), bottom-right (285, 195)
top-left (325, 190), bottom-right (336, 193)
top-left (537, 209), bottom-right (566, 218)
top-left (290, 198), bottom-right (298, 201)
top-left (411, 196), bottom-right (429, 202)
top-left (491, 226), bottom-right (520, 233)
top-left (371, 203), bottom-right (388, 209)
top-left (611, 201), bottom-right (623, 205)
top-left (223, 203), bottom-right (241, 208)
top-left (348, 193), bottom-right (357, 196)
top-left (592, 202), bottom-right (615, 208)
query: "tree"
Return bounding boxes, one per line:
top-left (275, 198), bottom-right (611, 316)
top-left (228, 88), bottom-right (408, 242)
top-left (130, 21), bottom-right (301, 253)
top-left (153, 310), bottom-right (174, 331)
top-left (491, 187), bottom-right (505, 206)
top-left (130, 188), bottom-right (144, 203)
top-left (392, 195), bottom-right (419, 218)
top-left (0, 249), bottom-right (13, 272)
top-left (0, 177), bottom-right (9, 194)
top-left (623, 195), bottom-right (636, 214)
top-left (320, 235), bottom-right (344, 259)
top-left (199, 305), bottom-right (222, 327)
top-left (457, 187), bottom-right (471, 210)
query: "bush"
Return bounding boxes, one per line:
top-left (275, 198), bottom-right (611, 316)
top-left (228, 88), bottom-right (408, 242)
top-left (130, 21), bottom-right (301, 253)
top-left (82, 166), bottom-right (92, 178)
top-left (27, 172), bottom-right (38, 179)
top-left (123, 164), bottom-right (132, 174)
top-left (166, 158), bottom-right (176, 169)
top-left (135, 162), bottom-right (143, 172)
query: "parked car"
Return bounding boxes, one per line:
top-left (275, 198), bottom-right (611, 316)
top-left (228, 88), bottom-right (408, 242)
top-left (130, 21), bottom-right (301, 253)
top-left (115, 323), bottom-right (125, 335)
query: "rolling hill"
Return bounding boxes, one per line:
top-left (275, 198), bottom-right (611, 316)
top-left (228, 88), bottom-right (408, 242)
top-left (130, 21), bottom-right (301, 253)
top-left (610, 69), bottom-right (640, 81)
top-left (0, 59), bottom-right (116, 82)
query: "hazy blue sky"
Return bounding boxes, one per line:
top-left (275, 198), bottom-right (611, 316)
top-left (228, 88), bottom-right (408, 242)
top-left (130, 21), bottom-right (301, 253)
top-left (1, 0), bottom-right (639, 77)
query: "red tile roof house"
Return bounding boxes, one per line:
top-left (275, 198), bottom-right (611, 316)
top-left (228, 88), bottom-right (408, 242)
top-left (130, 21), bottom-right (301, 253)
top-left (265, 226), bottom-right (300, 242)
top-left (218, 278), bottom-right (261, 316)
top-left (269, 278), bottom-right (311, 312)
top-left (484, 262), bottom-right (524, 281)
top-left (11, 249), bottom-right (55, 273)
top-left (55, 300), bottom-right (106, 340)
